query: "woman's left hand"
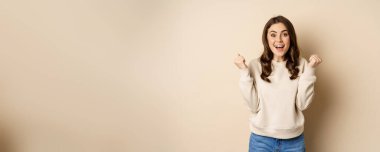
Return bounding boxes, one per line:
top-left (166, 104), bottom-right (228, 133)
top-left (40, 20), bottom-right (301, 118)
top-left (308, 54), bottom-right (322, 68)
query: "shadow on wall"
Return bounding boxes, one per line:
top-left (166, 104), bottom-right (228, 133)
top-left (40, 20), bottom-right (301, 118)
top-left (303, 69), bottom-right (336, 150)
top-left (0, 125), bottom-right (14, 152)
top-left (300, 32), bottom-right (338, 151)
top-left (0, 86), bottom-right (15, 152)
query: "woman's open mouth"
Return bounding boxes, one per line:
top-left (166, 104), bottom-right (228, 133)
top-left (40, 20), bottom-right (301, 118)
top-left (274, 44), bottom-right (285, 51)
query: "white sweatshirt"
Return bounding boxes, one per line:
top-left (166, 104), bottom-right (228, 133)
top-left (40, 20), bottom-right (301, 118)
top-left (239, 57), bottom-right (316, 139)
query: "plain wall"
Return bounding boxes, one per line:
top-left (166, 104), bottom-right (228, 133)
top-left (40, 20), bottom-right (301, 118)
top-left (0, 0), bottom-right (379, 151)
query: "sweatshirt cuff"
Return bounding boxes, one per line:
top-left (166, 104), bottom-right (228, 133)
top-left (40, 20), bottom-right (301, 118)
top-left (301, 66), bottom-right (317, 81)
top-left (239, 69), bottom-right (252, 81)
top-left (240, 68), bottom-right (249, 75)
top-left (304, 66), bottom-right (316, 76)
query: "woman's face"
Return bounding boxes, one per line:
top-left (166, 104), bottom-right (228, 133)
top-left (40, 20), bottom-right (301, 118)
top-left (267, 23), bottom-right (290, 61)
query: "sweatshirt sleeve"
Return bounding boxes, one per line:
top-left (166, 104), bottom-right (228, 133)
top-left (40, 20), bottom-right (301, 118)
top-left (239, 68), bottom-right (259, 113)
top-left (296, 64), bottom-right (317, 111)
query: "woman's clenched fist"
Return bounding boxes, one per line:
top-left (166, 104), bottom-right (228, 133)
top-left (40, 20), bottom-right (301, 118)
top-left (234, 53), bottom-right (248, 69)
top-left (308, 54), bottom-right (322, 68)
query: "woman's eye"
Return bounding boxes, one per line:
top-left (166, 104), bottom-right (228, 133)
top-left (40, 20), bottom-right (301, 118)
top-left (271, 34), bottom-right (276, 37)
top-left (283, 33), bottom-right (288, 37)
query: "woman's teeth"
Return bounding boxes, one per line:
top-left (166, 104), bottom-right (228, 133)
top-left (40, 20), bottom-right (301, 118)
top-left (275, 45), bottom-right (284, 48)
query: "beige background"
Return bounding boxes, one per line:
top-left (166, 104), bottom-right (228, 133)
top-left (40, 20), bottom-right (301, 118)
top-left (0, 0), bottom-right (379, 151)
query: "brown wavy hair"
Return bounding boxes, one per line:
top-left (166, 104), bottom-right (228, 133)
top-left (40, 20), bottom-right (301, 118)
top-left (260, 15), bottom-right (300, 82)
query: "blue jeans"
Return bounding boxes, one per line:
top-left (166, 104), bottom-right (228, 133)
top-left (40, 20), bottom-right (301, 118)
top-left (249, 132), bottom-right (305, 152)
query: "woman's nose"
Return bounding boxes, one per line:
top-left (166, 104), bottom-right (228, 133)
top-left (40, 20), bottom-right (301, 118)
top-left (276, 36), bottom-right (282, 42)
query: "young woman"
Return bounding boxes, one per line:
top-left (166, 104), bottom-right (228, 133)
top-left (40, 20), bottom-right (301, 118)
top-left (234, 16), bottom-right (322, 152)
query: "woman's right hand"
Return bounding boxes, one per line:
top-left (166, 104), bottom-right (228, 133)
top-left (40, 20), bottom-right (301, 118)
top-left (234, 53), bottom-right (248, 70)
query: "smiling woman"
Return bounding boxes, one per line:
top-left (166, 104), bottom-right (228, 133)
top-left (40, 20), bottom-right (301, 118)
top-left (234, 16), bottom-right (322, 152)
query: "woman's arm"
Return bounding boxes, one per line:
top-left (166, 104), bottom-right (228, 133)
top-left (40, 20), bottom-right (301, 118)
top-left (235, 54), bottom-right (259, 113)
top-left (296, 55), bottom-right (322, 111)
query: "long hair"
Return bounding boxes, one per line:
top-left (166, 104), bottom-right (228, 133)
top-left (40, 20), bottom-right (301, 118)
top-left (260, 15), bottom-right (300, 82)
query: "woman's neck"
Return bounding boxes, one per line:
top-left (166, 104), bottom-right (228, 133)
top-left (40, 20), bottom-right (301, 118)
top-left (272, 56), bottom-right (285, 62)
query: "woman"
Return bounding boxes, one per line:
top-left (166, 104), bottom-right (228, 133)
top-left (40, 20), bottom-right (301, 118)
top-left (234, 16), bottom-right (322, 152)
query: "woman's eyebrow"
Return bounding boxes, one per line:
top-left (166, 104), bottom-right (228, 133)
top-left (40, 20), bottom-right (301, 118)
top-left (269, 30), bottom-right (288, 33)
